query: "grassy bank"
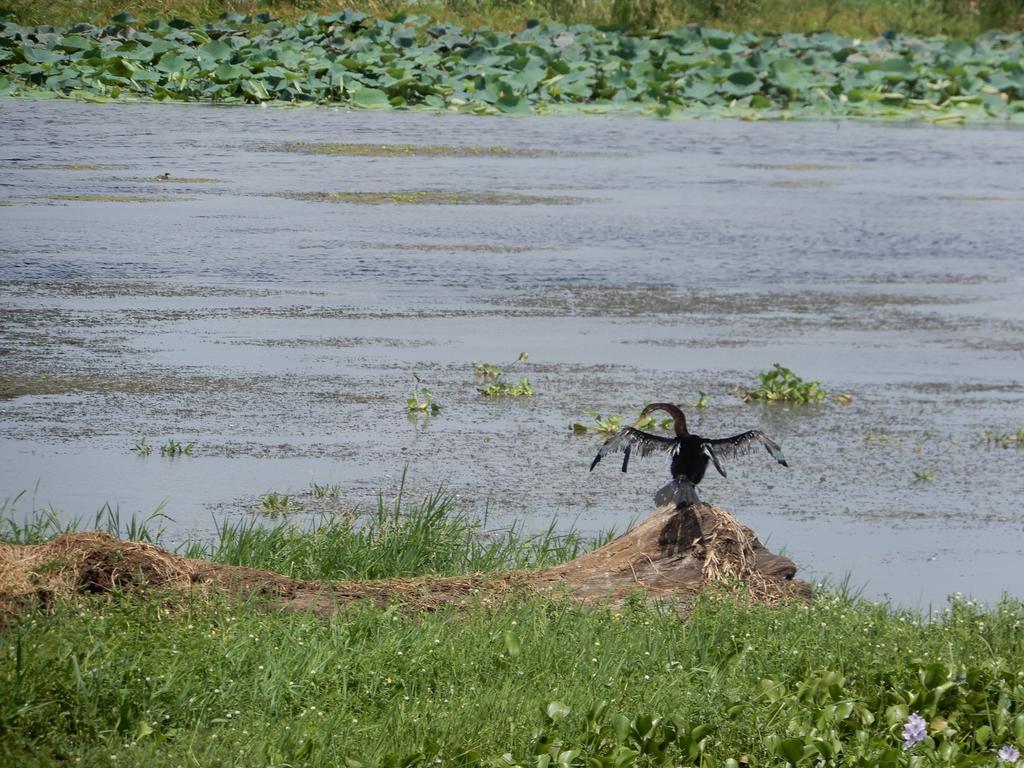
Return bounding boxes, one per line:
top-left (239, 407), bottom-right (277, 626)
top-left (2, 490), bottom-right (1024, 767)
top-left (5, 0), bottom-right (1024, 37)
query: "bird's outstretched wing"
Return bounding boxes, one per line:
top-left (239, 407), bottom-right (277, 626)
top-left (590, 427), bottom-right (677, 474)
top-left (704, 430), bottom-right (788, 467)
top-left (702, 444), bottom-right (727, 478)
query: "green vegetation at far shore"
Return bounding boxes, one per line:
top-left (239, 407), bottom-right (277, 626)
top-left (2, 9), bottom-right (1023, 122)
top-left (5, 0), bottom-right (1024, 37)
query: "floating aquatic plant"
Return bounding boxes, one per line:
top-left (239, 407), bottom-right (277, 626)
top-left (130, 437), bottom-right (153, 456)
top-left (743, 363), bottom-right (827, 403)
top-left (571, 409), bottom-right (624, 436)
top-left (902, 712), bottom-right (928, 750)
top-left (159, 439), bottom-right (194, 457)
top-left (476, 352), bottom-right (534, 398)
top-left (260, 491), bottom-right (294, 516)
top-left (407, 374), bottom-right (441, 415)
top-left (310, 481), bottom-right (342, 500)
top-left (984, 428), bottom-right (1024, 448)
top-left (571, 404), bottom-right (676, 435)
top-left (999, 745), bottom-right (1021, 764)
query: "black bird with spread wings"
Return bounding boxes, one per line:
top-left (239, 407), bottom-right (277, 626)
top-left (589, 402), bottom-right (788, 485)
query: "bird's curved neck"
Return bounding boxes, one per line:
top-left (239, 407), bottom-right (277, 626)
top-left (643, 402), bottom-right (688, 437)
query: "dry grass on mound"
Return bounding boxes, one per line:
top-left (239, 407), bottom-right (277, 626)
top-left (0, 532), bottom-right (199, 621)
top-left (0, 503), bottom-right (810, 625)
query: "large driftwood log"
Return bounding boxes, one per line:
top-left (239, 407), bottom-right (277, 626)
top-left (0, 495), bottom-right (810, 620)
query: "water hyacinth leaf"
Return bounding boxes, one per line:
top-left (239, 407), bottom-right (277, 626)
top-left (502, 629), bottom-right (521, 658)
top-left (780, 737), bottom-right (807, 764)
top-left (545, 701), bottom-right (570, 722)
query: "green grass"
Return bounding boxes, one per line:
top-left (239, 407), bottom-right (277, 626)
top-left (3, 485), bottom-right (1024, 766)
top-left (186, 485), bottom-right (596, 579)
top-left (1, 586), bottom-right (1022, 767)
top-left (2, 481), bottom-right (601, 579)
top-left (0, 492), bottom-right (170, 544)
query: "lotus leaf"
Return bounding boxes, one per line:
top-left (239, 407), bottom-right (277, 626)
top-left (19, 46), bottom-right (64, 65)
top-left (772, 59), bottom-right (811, 90)
top-left (350, 86), bottom-right (389, 108)
top-left (723, 70), bottom-right (762, 96)
top-left (877, 57), bottom-right (917, 81)
top-left (1, 15), bottom-right (1022, 121)
top-left (155, 52), bottom-right (190, 73)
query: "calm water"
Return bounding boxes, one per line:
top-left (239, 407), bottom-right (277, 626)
top-left (1, 99), bottom-right (1022, 608)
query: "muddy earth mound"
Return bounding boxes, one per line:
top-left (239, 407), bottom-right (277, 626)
top-left (0, 501), bottom-right (810, 622)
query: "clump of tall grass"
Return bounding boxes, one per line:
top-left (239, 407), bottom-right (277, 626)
top-left (0, 491), bottom-right (169, 545)
top-left (1, 483), bottom-right (606, 580)
top-left (186, 485), bottom-right (601, 580)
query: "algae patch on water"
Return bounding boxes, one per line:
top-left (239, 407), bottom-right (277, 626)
top-left (42, 194), bottom-right (188, 203)
top-left (259, 143), bottom-right (557, 158)
top-left (149, 176), bottom-right (220, 184)
top-left (42, 164), bottom-right (130, 171)
top-left (767, 179), bottom-right (839, 189)
top-left (274, 191), bottom-right (581, 206)
top-left (0, 372), bottom-right (245, 399)
top-left (741, 163), bottom-right (855, 171)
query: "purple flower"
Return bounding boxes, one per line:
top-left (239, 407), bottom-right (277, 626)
top-left (902, 712), bottom-right (927, 750)
top-left (998, 744), bottom-right (1020, 764)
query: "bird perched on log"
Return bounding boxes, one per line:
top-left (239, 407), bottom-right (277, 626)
top-left (589, 402), bottom-right (788, 485)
